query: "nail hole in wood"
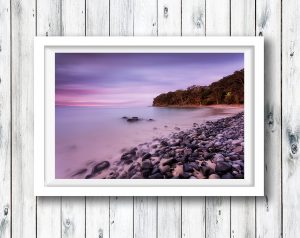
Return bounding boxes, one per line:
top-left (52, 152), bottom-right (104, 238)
top-left (265, 196), bottom-right (269, 212)
top-left (288, 131), bottom-right (298, 158)
top-left (267, 111), bottom-right (274, 129)
top-left (164, 7), bottom-right (168, 18)
top-left (98, 228), bottom-right (103, 238)
top-left (4, 206), bottom-right (8, 216)
top-left (291, 143), bottom-right (298, 155)
top-left (65, 218), bottom-right (71, 228)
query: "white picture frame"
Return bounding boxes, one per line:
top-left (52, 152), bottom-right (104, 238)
top-left (34, 36), bottom-right (264, 196)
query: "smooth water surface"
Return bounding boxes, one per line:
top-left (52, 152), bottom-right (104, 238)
top-left (55, 106), bottom-right (243, 178)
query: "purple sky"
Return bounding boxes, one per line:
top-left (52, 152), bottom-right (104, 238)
top-left (55, 53), bottom-right (244, 107)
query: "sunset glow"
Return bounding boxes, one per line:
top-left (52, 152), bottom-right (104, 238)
top-left (55, 53), bottom-right (244, 108)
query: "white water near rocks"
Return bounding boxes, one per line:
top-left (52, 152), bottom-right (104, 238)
top-left (55, 106), bottom-right (243, 178)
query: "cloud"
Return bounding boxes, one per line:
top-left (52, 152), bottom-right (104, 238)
top-left (55, 53), bottom-right (244, 107)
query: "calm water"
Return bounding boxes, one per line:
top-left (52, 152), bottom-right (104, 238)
top-left (55, 106), bottom-right (243, 178)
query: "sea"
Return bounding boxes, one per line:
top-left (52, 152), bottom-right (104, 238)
top-left (55, 106), bottom-right (243, 178)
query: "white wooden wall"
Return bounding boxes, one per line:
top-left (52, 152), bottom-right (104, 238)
top-left (0, 0), bottom-right (296, 237)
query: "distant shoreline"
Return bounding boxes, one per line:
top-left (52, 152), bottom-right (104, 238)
top-left (152, 104), bottom-right (244, 109)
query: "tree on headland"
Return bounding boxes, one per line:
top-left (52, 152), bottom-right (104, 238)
top-left (153, 69), bottom-right (244, 106)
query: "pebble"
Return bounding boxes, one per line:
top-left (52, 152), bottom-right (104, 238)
top-left (78, 112), bottom-right (244, 180)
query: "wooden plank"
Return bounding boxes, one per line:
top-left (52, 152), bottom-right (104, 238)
top-left (110, 0), bottom-right (134, 36)
top-left (110, 197), bottom-right (133, 238)
top-left (86, 197), bottom-right (109, 238)
top-left (37, 197), bottom-right (61, 238)
top-left (157, 0), bottom-right (181, 36)
top-left (86, 0), bottom-right (109, 36)
top-left (133, 0), bottom-right (157, 36)
top-left (62, 197), bottom-right (85, 238)
top-left (132, 2), bottom-right (158, 238)
top-left (181, 1), bottom-right (206, 237)
top-left (156, 1), bottom-right (182, 237)
top-left (36, 1), bottom-right (62, 238)
top-left (231, 0), bottom-right (255, 36)
top-left (230, 197), bottom-right (255, 238)
top-left (84, 1), bottom-right (110, 237)
top-left (206, 0), bottom-right (230, 36)
top-left (205, 1), bottom-right (231, 238)
top-left (230, 1), bottom-right (256, 238)
top-left (157, 197), bottom-right (181, 238)
top-left (134, 197), bottom-right (157, 238)
top-left (256, 0), bottom-right (282, 237)
top-left (0, 0), bottom-right (11, 237)
top-left (60, 1), bottom-right (86, 238)
top-left (182, 0), bottom-right (205, 36)
top-left (206, 198), bottom-right (231, 238)
top-left (282, 0), bottom-right (300, 237)
top-left (182, 197), bottom-right (205, 238)
top-left (36, 0), bottom-right (62, 36)
top-left (61, 0), bottom-right (86, 36)
top-left (11, 0), bottom-right (36, 237)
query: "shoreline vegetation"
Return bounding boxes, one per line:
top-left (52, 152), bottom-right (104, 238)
top-left (71, 111), bottom-right (244, 179)
top-left (153, 69), bottom-right (244, 107)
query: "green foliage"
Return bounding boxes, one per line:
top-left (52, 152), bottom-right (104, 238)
top-left (153, 69), bottom-right (244, 106)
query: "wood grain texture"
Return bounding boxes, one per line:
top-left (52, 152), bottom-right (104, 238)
top-left (205, 1), bottom-right (231, 237)
top-left (110, 197), bottom-right (133, 238)
top-left (231, 0), bottom-right (255, 36)
top-left (282, 0), bottom-right (300, 237)
top-left (11, 0), bottom-right (36, 237)
top-left (182, 0), bottom-right (205, 36)
top-left (62, 0), bottom-right (86, 36)
top-left (256, 0), bottom-right (282, 237)
top-left (110, 0), bottom-right (134, 36)
top-left (86, 0), bottom-right (109, 36)
top-left (0, 0), bottom-right (10, 238)
top-left (206, 197), bottom-right (230, 238)
top-left (206, 0), bottom-right (230, 36)
top-left (0, 0), bottom-right (289, 237)
top-left (61, 1), bottom-right (86, 237)
top-left (182, 197), bottom-right (206, 238)
top-left (157, 0), bottom-right (181, 36)
top-left (133, 0), bottom-right (157, 36)
top-left (36, 1), bottom-right (62, 237)
top-left (157, 197), bottom-right (181, 238)
top-left (230, 1), bottom-right (256, 238)
top-left (61, 197), bottom-right (85, 238)
top-left (86, 197), bottom-right (110, 238)
top-left (36, 0), bottom-right (61, 36)
top-left (134, 197), bottom-right (157, 238)
top-left (37, 197), bottom-right (61, 238)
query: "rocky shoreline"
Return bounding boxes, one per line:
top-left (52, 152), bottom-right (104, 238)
top-left (72, 112), bottom-right (244, 179)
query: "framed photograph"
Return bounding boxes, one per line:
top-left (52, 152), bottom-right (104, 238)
top-left (34, 37), bottom-right (264, 196)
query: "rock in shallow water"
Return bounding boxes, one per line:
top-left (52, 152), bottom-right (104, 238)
top-left (92, 161), bottom-right (110, 174)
